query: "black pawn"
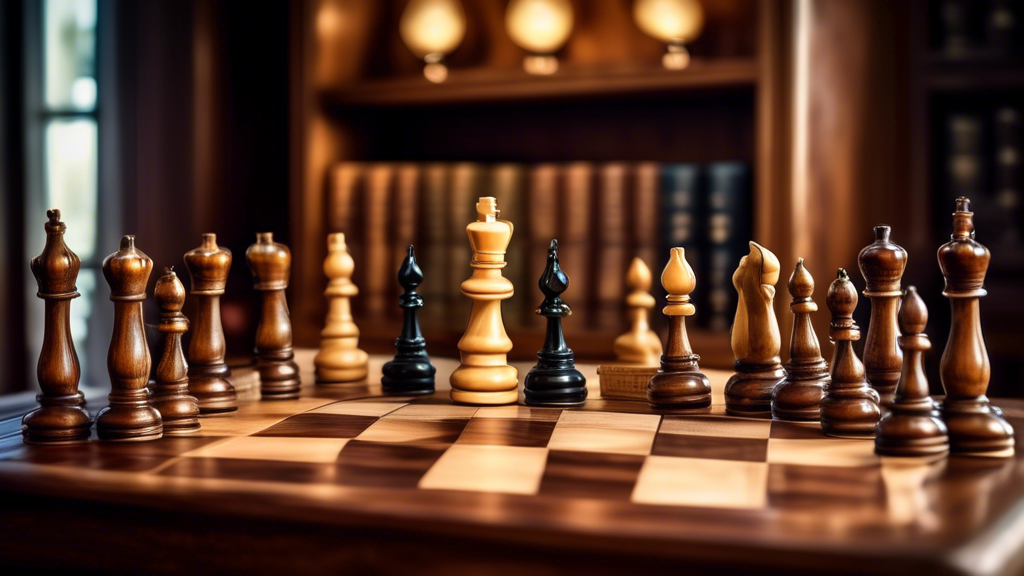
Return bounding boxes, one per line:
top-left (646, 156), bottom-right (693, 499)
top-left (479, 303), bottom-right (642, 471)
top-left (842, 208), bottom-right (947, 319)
top-left (524, 239), bottom-right (588, 406)
top-left (382, 245), bottom-right (436, 395)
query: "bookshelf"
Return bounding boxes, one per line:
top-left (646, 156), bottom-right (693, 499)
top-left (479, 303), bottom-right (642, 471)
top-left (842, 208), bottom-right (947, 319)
top-left (288, 0), bottom-right (789, 368)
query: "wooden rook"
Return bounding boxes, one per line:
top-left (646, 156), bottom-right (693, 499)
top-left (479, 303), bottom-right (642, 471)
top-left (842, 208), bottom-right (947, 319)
top-left (875, 286), bottom-right (949, 457)
top-left (183, 234), bottom-right (237, 413)
top-left (724, 241), bottom-right (786, 417)
top-left (246, 232), bottom-right (301, 400)
top-left (315, 233), bottom-right (369, 384)
top-left (859, 225), bottom-right (908, 404)
top-left (450, 197), bottom-right (518, 405)
top-left (613, 257), bottom-right (662, 365)
top-left (97, 236), bottom-right (163, 441)
top-left (820, 269), bottom-right (881, 438)
top-left (381, 245), bottom-right (436, 395)
top-left (772, 259), bottom-right (830, 421)
top-left (22, 209), bottom-right (91, 444)
top-left (524, 239), bottom-right (587, 406)
top-left (938, 197), bottom-right (1015, 456)
top-left (647, 247), bottom-right (711, 411)
top-left (149, 267), bottom-right (201, 435)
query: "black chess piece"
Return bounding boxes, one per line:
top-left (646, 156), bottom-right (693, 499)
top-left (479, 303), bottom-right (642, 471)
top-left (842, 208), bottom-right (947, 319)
top-left (524, 239), bottom-right (588, 406)
top-left (382, 245), bottom-right (436, 395)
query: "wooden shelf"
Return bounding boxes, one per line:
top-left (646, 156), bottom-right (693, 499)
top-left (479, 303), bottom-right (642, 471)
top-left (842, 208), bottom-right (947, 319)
top-left (323, 58), bottom-right (759, 108)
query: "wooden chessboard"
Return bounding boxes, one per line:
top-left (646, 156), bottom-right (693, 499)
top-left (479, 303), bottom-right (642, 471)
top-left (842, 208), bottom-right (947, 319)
top-left (3, 350), bottom-right (1024, 575)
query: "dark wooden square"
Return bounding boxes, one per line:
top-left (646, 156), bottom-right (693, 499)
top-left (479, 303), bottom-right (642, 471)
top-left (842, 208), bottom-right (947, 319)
top-left (456, 418), bottom-right (557, 447)
top-left (651, 433), bottom-right (768, 462)
top-left (768, 420), bottom-right (829, 440)
top-left (538, 450), bottom-right (646, 500)
top-left (159, 457), bottom-right (336, 484)
top-left (8, 436), bottom-right (227, 473)
top-left (335, 440), bottom-right (446, 488)
top-left (766, 464), bottom-right (885, 508)
top-left (254, 413), bottom-right (379, 438)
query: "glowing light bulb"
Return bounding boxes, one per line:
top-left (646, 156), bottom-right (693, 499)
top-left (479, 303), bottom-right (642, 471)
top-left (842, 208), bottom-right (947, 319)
top-left (633, 0), bottom-right (705, 70)
top-left (400, 0), bottom-right (467, 83)
top-left (505, 0), bottom-right (574, 75)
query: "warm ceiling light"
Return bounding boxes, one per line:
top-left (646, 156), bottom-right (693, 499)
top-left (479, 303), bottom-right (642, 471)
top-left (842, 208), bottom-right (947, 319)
top-left (399, 0), bottom-right (466, 83)
top-left (505, 0), bottom-right (574, 75)
top-left (633, 0), bottom-right (705, 70)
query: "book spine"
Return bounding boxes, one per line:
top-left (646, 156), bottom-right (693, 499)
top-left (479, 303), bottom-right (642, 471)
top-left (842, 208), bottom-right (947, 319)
top-left (632, 162), bottom-right (661, 270)
top-left (594, 163), bottom-right (629, 331)
top-left (491, 163), bottom-right (529, 330)
top-left (561, 162), bottom-right (594, 331)
top-left (393, 163), bottom-right (421, 320)
top-left (363, 163), bottom-right (394, 320)
top-left (660, 163), bottom-right (701, 324)
top-left (527, 164), bottom-right (561, 330)
top-left (420, 163), bottom-right (450, 329)
top-left (448, 163), bottom-right (486, 330)
top-left (705, 162), bottom-right (751, 333)
top-left (939, 0), bottom-right (972, 57)
top-left (329, 163), bottom-right (365, 316)
top-left (993, 107), bottom-right (1021, 248)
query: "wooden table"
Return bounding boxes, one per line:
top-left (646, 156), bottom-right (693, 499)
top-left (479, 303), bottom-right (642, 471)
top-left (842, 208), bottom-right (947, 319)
top-left (2, 351), bottom-right (1024, 575)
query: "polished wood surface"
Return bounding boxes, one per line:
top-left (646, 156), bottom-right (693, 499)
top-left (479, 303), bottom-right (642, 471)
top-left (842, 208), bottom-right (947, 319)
top-left (246, 232), bottom-right (301, 400)
top-left (149, 268), bottom-right (201, 435)
top-left (772, 259), bottom-right (829, 421)
top-left (859, 225), bottom-right (908, 405)
top-left (314, 233), bottom-right (369, 383)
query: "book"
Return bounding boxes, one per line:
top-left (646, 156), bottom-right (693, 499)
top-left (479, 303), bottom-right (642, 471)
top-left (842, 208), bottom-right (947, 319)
top-left (705, 162), bottom-right (751, 333)
top-left (392, 163), bottom-right (421, 319)
top-left (420, 163), bottom-right (450, 328)
top-left (363, 163), bottom-right (395, 319)
top-left (448, 163), bottom-right (486, 330)
top-left (527, 164), bottom-right (561, 330)
top-left (660, 164), bottom-right (702, 325)
top-left (491, 163), bottom-right (529, 329)
top-left (993, 106), bottom-right (1021, 250)
top-left (561, 162), bottom-right (594, 330)
top-left (594, 163), bottom-right (629, 331)
top-left (632, 162), bottom-right (661, 270)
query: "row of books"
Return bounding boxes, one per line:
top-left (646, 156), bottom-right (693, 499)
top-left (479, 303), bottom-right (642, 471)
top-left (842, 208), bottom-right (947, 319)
top-left (938, 0), bottom-right (1019, 57)
top-left (328, 161), bottom-right (751, 334)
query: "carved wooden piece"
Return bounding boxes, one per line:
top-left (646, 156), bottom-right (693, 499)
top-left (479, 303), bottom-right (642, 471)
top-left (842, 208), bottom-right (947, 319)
top-left (22, 209), bottom-right (91, 444)
top-left (183, 234), bottom-right (237, 413)
top-left (381, 245), bottom-right (436, 395)
top-left (315, 233), bottom-right (369, 384)
top-left (820, 269), bottom-right (880, 438)
top-left (858, 225), bottom-right (907, 405)
top-left (97, 236), bottom-right (162, 441)
top-left (246, 232), bottom-right (301, 400)
top-left (646, 247), bottom-right (711, 411)
top-left (612, 257), bottom-right (662, 365)
top-left (875, 286), bottom-right (949, 457)
top-left (724, 242), bottom-right (786, 417)
top-left (938, 197), bottom-right (1015, 456)
top-left (450, 197), bottom-right (519, 405)
top-left (149, 267), bottom-right (201, 435)
top-left (524, 239), bottom-right (587, 406)
top-left (771, 259), bottom-right (830, 421)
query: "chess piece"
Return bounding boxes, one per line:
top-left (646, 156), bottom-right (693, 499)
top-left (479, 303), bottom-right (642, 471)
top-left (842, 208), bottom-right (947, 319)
top-left (524, 239), bottom-right (587, 406)
top-left (183, 234), bottom-right (237, 413)
top-left (724, 242), bottom-right (786, 417)
top-left (381, 245), bottom-right (436, 395)
top-left (771, 259), bottom-right (830, 421)
top-left (246, 232), bottom-right (301, 400)
top-left (22, 209), bottom-right (91, 444)
top-left (315, 233), bottom-right (369, 383)
top-left (875, 287), bottom-right (949, 457)
top-left (149, 267), bottom-right (201, 435)
top-left (450, 197), bottom-right (518, 405)
top-left (820, 269), bottom-right (881, 438)
top-left (96, 236), bottom-right (163, 441)
top-left (613, 257), bottom-right (662, 365)
top-left (938, 197), bottom-right (1015, 456)
top-left (859, 225), bottom-right (908, 404)
top-left (647, 247), bottom-right (711, 411)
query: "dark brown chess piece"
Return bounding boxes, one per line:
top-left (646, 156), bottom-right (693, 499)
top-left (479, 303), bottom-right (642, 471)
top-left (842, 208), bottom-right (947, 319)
top-left (246, 232), bottom-right (301, 400)
top-left (149, 267), bottom-right (201, 435)
top-left (771, 259), bottom-right (830, 421)
top-left (858, 225), bottom-right (908, 405)
top-left (22, 209), bottom-right (91, 444)
top-left (183, 233), bottom-right (237, 414)
top-left (875, 286), bottom-right (949, 457)
top-left (97, 236), bottom-right (163, 441)
top-left (938, 197), bottom-right (1015, 456)
top-left (820, 269), bottom-right (881, 438)
top-left (647, 247), bottom-right (711, 411)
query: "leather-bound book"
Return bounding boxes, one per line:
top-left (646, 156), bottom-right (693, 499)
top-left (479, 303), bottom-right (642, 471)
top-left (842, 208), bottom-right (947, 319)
top-left (594, 163), bottom-right (630, 331)
top-left (393, 164), bottom-right (421, 320)
top-left (420, 163), bottom-right (450, 328)
top-left (560, 162), bottom-right (595, 331)
top-left (705, 162), bottom-right (751, 332)
top-left (491, 163), bottom-right (529, 329)
top-left (363, 163), bottom-right (394, 319)
top-left (527, 164), bottom-right (561, 330)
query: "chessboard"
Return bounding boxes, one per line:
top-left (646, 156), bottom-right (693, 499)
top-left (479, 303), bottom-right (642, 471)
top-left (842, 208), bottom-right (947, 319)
top-left (3, 351), bottom-right (1024, 575)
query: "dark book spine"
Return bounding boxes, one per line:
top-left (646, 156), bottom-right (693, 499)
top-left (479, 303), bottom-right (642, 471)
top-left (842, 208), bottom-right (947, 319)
top-left (491, 164), bottom-right (529, 330)
top-left (993, 106), bottom-right (1021, 249)
top-left (393, 164), bottom-right (421, 320)
top-left (594, 163), bottom-right (629, 331)
top-left (527, 164), bottom-right (561, 330)
top-left (420, 163), bottom-right (450, 329)
top-left (705, 162), bottom-right (751, 333)
top-left (560, 162), bottom-right (594, 331)
top-left (363, 164), bottom-right (395, 320)
top-left (660, 164), bottom-right (702, 324)
top-left (632, 162), bottom-right (661, 278)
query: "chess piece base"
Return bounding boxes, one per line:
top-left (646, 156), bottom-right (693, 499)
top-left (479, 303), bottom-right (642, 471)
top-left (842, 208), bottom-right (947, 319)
top-left (21, 394), bottom-right (92, 444)
top-left (315, 346), bottom-right (369, 384)
top-left (188, 365), bottom-right (238, 414)
top-left (96, 390), bottom-right (163, 442)
top-left (875, 408), bottom-right (949, 457)
top-left (820, 386), bottom-right (881, 438)
top-left (524, 359), bottom-right (587, 407)
top-left (257, 357), bottom-right (301, 400)
top-left (450, 364), bottom-right (519, 406)
top-left (771, 360), bottom-right (830, 421)
top-left (724, 362), bottom-right (786, 418)
top-left (149, 384), bottom-right (201, 435)
top-left (647, 355), bottom-right (711, 411)
top-left (382, 356), bottom-right (436, 396)
top-left (943, 398), bottom-right (1015, 456)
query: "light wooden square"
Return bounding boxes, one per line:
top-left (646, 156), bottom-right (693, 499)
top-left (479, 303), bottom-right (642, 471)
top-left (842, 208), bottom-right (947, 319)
top-left (310, 401), bottom-right (407, 417)
top-left (235, 397), bottom-right (336, 417)
top-left (632, 456), bottom-right (769, 509)
top-left (198, 415), bottom-right (290, 437)
top-left (659, 416), bottom-right (772, 439)
top-left (418, 445), bottom-right (548, 495)
top-left (767, 438), bottom-right (880, 467)
top-left (182, 436), bottom-right (350, 463)
top-left (387, 404), bottom-right (479, 420)
top-left (547, 411), bottom-right (660, 456)
top-left (473, 405), bottom-right (562, 421)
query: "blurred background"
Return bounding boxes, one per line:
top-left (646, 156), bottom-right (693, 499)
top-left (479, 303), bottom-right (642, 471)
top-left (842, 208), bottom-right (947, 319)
top-left (0, 0), bottom-right (1021, 397)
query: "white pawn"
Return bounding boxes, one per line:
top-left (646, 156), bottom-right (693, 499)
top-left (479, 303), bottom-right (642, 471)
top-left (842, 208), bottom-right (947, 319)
top-left (613, 257), bottom-right (663, 365)
top-left (315, 233), bottom-right (368, 384)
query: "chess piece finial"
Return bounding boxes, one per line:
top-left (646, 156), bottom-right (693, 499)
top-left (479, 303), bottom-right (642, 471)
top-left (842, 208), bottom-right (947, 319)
top-left (613, 257), bottom-right (662, 365)
top-left (937, 198), bottom-right (1014, 456)
top-left (183, 233), bottom-right (237, 413)
top-left (820, 268), bottom-right (881, 437)
top-left (647, 247), bottom-right (711, 410)
top-left (382, 245), bottom-right (436, 395)
top-left (22, 209), bottom-right (91, 444)
top-left (246, 232), bottom-right (301, 399)
top-left (315, 233), bottom-right (369, 384)
top-left (149, 267), bottom-right (201, 435)
top-left (875, 287), bottom-right (949, 457)
top-left (724, 241), bottom-right (786, 417)
top-left (450, 196), bottom-right (519, 405)
top-left (97, 236), bottom-right (162, 441)
top-left (525, 239), bottom-right (588, 406)
top-left (858, 224), bottom-right (908, 404)
top-left (771, 259), bottom-right (830, 421)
